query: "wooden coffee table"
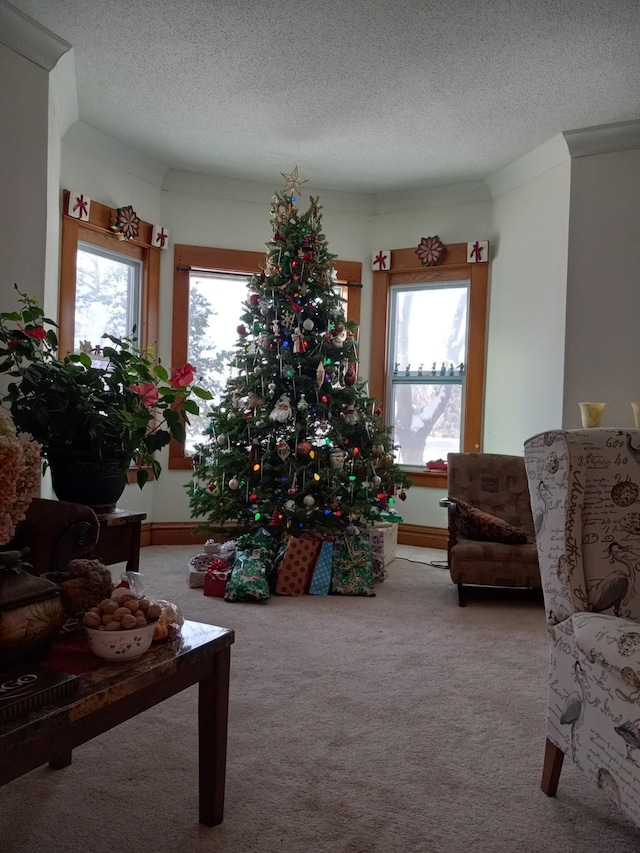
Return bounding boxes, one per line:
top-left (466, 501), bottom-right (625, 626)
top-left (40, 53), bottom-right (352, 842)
top-left (0, 620), bottom-right (234, 825)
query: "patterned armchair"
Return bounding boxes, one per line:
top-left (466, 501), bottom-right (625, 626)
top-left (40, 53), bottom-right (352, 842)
top-left (441, 452), bottom-right (541, 605)
top-left (524, 428), bottom-right (640, 828)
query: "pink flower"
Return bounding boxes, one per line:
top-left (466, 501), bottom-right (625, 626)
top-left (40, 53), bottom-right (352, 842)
top-left (23, 326), bottom-right (47, 340)
top-left (170, 363), bottom-right (196, 388)
top-left (130, 382), bottom-right (159, 407)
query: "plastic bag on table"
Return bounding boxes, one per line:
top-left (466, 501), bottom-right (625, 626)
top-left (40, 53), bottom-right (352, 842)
top-left (114, 571), bottom-right (184, 641)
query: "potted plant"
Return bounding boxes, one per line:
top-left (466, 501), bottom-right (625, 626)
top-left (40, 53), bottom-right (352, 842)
top-left (0, 287), bottom-right (212, 512)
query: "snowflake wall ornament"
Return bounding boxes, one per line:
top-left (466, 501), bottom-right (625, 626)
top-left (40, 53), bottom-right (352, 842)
top-left (415, 235), bottom-right (446, 266)
top-left (110, 205), bottom-right (140, 241)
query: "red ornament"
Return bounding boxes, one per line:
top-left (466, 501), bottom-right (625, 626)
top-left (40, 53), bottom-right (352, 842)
top-left (399, 490), bottom-right (407, 501)
top-left (250, 294), bottom-right (260, 305)
top-left (296, 441), bottom-right (312, 457)
top-left (237, 324), bottom-right (247, 336)
top-left (343, 366), bottom-right (357, 386)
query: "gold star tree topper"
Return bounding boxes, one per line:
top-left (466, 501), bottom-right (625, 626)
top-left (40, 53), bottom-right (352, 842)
top-left (280, 166), bottom-right (308, 196)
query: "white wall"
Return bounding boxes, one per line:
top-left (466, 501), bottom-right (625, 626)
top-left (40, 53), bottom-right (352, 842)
top-left (0, 44), bottom-right (49, 308)
top-left (485, 161), bottom-right (570, 453)
top-left (563, 149), bottom-right (640, 430)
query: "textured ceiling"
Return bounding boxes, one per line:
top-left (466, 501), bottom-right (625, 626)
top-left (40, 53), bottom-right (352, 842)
top-left (10, 0), bottom-right (640, 193)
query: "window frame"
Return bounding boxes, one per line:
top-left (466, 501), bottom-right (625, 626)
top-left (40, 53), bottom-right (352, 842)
top-left (60, 192), bottom-right (161, 483)
top-left (60, 193), bottom-right (160, 357)
top-left (169, 244), bottom-right (362, 469)
top-left (371, 242), bottom-right (488, 488)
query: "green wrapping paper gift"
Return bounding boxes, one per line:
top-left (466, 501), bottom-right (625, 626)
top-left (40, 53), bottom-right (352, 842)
top-left (224, 528), bottom-right (279, 602)
top-left (330, 530), bottom-right (375, 596)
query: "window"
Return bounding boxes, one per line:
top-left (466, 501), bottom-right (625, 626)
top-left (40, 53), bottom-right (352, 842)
top-left (170, 245), bottom-right (362, 469)
top-left (60, 193), bottom-right (161, 482)
top-left (75, 242), bottom-right (141, 352)
top-left (185, 271), bottom-right (252, 452)
top-left (388, 281), bottom-right (469, 466)
top-left (59, 193), bottom-right (160, 358)
top-left (371, 243), bottom-right (488, 488)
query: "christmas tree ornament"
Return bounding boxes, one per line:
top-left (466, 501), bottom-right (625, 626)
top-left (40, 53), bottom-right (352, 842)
top-left (303, 494), bottom-right (315, 507)
top-left (268, 382), bottom-right (277, 393)
top-left (228, 477), bottom-right (240, 490)
top-left (302, 317), bottom-right (315, 331)
top-left (280, 165), bottom-right (308, 196)
top-left (344, 404), bottom-right (358, 425)
top-left (316, 361), bottom-right (325, 390)
top-left (237, 324), bottom-right (247, 336)
top-left (296, 441), bottom-right (312, 458)
top-left (276, 440), bottom-right (291, 461)
top-left (343, 366), bottom-right (357, 386)
top-left (249, 437), bottom-right (261, 461)
top-left (269, 393), bottom-right (293, 422)
top-left (330, 448), bottom-right (346, 470)
top-left (216, 434), bottom-right (227, 447)
top-left (372, 474), bottom-right (382, 486)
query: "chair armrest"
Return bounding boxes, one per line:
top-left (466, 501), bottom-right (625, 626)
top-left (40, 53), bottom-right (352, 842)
top-left (8, 498), bottom-right (100, 576)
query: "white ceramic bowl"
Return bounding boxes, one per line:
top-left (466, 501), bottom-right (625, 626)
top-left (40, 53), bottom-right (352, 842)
top-left (85, 620), bottom-right (158, 661)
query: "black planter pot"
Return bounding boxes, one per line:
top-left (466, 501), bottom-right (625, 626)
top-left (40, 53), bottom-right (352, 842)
top-left (47, 448), bottom-right (130, 514)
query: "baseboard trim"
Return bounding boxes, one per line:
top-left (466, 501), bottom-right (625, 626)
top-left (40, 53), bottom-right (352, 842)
top-left (399, 523), bottom-right (448, 551)
top-left (142, 520), bottom-right (447, 551)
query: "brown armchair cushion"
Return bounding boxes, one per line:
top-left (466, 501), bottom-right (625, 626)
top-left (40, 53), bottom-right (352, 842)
top-left (454, 499), bottom-right (529, 545)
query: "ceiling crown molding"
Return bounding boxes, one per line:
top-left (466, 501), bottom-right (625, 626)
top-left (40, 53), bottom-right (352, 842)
top-left (0, 0), bottom-right (71, 70)
top-left (563, 119), bottom-right (640, 159)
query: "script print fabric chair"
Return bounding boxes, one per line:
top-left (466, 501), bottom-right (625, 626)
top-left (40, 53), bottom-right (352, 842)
top-left (524, 428), bottom-right (640, 828)
top-left (442, 453), bottom-right (541, 605)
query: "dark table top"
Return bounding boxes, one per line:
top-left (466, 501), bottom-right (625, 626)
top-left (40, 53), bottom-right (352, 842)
top-left (0, 620), bottom-right (234, 744)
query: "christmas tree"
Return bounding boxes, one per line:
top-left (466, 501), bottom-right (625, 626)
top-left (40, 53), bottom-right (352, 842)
top-left (188, 168), bottom-right (410, 539)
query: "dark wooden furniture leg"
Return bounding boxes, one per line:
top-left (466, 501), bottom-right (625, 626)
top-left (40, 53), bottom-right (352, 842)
top-left (457, 583), bottom-right (466, 607)
top-left (541, 737), bottom-right (564, 796)
top-left (198, 645), bottom-right (231, 826)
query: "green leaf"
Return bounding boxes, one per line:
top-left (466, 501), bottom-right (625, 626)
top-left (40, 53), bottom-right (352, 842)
top-left (182, 399), bottom-right (199, 415)
top-left (154, 364), bottom-right (169, 381)
top-left (192, 386), bottom-right (214, 400)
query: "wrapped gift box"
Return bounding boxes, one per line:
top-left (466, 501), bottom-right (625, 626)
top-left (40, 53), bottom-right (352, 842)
top-left (203, 566), bottom-right (229, 597)
top-left (187, 552), bottom-right (215, 588)
top-left (331, 531), bottom-right (375, 596)
top-left (308, 539), bottom-right (334, 595)
top-left (275, 534), bottom-right (322, 596)
top-left (368, 521), bottom-right (398, 575)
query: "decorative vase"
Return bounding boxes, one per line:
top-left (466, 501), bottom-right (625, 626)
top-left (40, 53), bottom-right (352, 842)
top-left (579, 402), bottom-right (606, 429)
top-left (47, 448), bottom-right (130, 514)
top-left (0, 566), bottom-right (66, 668)
top-left (632, 403), bottom-right (640, 429)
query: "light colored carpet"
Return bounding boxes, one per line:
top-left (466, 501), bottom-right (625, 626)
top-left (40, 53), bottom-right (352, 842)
top-left (2, 546), bottom-right (639, 853)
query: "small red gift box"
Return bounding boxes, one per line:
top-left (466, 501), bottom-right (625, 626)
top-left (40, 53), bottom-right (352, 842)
top-left (203, 560), bottom-right (229, 597)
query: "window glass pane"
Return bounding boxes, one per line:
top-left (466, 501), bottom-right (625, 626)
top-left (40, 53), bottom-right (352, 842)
top-left (389, 282), bottom-right (468, 468)
top-left (75, 243), bottom-right (141, 353)
top-left (186, 273), bottom-right (249, 452)
top-left (391, 382), bottom-right (463, 466)
top-left (390, 284), bottom-right (468, 374)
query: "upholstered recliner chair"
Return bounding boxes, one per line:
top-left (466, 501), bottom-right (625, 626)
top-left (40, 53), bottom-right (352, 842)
top-left (440, 452), bottom-right (541, 605)
top-left (524, 428), bottom-right (640, 828)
